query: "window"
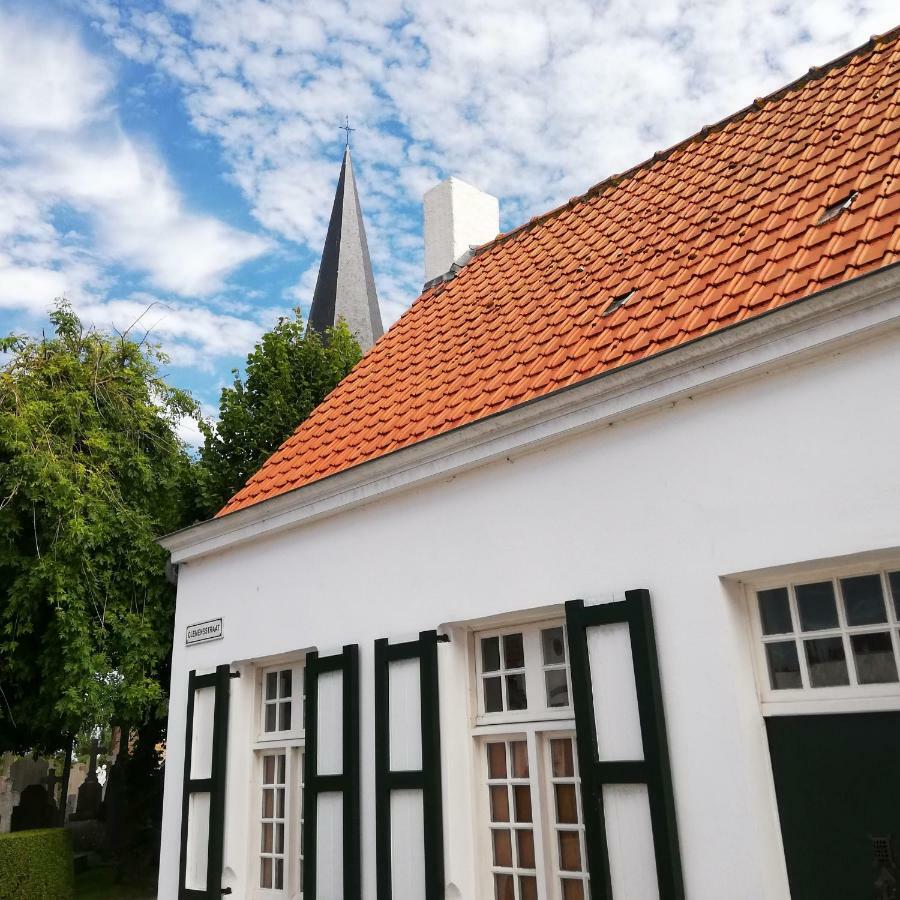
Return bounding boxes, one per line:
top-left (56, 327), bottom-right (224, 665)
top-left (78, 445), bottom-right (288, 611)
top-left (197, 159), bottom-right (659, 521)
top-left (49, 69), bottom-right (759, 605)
top-left (476, 622), bottom-right (573, 721)
top-left (252, 660), bottom-right (305, 897)
top-left (473, 618), bottom-right (589, 899)
top-left (481, 732), bottom-right (589, 900)
top-left (753, 568), bottom-right (900, 701)
top-left (261, 665), bottom-right (302, 739)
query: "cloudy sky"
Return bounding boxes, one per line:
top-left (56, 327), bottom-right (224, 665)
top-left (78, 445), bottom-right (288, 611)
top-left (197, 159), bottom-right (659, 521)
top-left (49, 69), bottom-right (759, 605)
top-left (0, 0), bottom-right (896, 440)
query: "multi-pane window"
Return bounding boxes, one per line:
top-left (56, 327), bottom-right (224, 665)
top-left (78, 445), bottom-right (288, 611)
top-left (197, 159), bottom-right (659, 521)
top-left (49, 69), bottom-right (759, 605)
top-left (263, 668), bottom-right (296, 735)
top-left (259, 753), bottom-right (287, 890)
top-left (477, 622), bottom-right (573, 719)
top-left (253, 660), bottom-right (305, 897)
top-left (474, 616), bottom-right (587, 900)
top-left (546, 738), bottom-right (589, 900)
top-left (755, 569), bottom-right (900, 694)
top-left (481, 733), bottom-right (589, 900)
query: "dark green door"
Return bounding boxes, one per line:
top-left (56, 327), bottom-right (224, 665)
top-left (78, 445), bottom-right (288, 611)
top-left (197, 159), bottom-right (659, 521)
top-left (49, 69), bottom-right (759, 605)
top-left (767, 712), bottom-right (900, 900)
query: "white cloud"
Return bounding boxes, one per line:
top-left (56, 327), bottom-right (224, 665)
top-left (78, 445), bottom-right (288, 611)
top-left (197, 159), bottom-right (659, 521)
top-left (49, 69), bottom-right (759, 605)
top-left (0, 16), bottom-right (112, 132)
top-left (0, 10), bottom-right (271, 360)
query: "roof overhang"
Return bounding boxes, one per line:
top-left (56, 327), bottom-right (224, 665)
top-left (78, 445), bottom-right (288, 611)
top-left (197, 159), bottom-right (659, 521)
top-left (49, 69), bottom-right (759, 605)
top-left (161, 263), bottom-right (900, 565)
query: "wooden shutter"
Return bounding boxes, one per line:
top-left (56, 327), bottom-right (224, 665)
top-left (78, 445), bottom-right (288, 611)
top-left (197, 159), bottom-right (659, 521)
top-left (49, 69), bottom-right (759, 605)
top-left (302, 645), bottom-right (361, 900)
top-left (565, 591), bottom-right (684, 900)
top-left (374, 631), bottom-right (445, 900)
top-left (178, 664), bottom-right (233, 899)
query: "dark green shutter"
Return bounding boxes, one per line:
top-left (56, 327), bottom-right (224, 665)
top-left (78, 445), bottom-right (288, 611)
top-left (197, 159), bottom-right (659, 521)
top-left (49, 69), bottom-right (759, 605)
top-left (302, 645), bottom-right (361, 900)
top-left (374, 631), bottom-right (445, 900)
top-left (565, 591), bottom-right (684, 900)
top-left (178, 664), bottom-right (233, 899)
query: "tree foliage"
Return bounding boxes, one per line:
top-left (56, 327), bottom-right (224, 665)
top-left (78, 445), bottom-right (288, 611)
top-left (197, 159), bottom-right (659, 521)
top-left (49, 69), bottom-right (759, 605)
top-left (197, 310), bottom-right (361, 516)
top-left (0, 301), bottom-right (197, 751)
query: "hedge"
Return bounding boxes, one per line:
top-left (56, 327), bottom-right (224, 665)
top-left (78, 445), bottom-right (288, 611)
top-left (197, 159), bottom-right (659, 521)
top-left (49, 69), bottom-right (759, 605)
top-left (0, 829), bottom-right (74, 900)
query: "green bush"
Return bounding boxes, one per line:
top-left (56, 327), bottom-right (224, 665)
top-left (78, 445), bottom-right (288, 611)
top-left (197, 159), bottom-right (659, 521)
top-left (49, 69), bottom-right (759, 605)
top-left (0, 829), bottom-right (74, 899)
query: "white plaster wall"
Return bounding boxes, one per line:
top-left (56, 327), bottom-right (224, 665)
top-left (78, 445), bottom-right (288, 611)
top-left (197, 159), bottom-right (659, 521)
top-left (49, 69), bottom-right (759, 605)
top-left (159, 324), bottom-right (900, 899)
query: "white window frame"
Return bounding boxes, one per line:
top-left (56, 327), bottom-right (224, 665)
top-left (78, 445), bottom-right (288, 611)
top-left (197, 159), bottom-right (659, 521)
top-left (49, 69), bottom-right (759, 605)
top-left (468, 611), bottom-right (590, 900)
top-left (747, 559), bottom-right (900, 716)
top-left (473, 723), bottom-right (590, 900)
top-left (257, 661), bottom-right (305, 743)
top-left (248, 656), bottom-right (307, 899)
top-left (473, 619), bottom-right (575, 726)
top-left (251, 746), bottom-right (304, 900)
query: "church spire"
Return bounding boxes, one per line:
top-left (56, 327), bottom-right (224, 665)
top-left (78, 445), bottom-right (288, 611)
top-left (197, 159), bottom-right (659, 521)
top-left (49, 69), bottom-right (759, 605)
top-left (307, 145), bottom-right (383, 352)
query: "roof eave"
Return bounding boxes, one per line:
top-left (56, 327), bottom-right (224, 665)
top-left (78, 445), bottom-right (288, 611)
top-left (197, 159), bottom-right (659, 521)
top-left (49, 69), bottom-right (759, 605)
top-left (160, 262), bottom-right (900, 565)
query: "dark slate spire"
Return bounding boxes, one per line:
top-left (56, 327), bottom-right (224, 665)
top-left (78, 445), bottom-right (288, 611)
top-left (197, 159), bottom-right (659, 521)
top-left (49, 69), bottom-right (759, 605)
top-left (308, 146), bottom-right (383, 352)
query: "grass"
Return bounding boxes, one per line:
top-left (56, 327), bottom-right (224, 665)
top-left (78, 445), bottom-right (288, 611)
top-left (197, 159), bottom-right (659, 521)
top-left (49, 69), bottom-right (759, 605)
top-left (73, 867), bottom-right (156, 899)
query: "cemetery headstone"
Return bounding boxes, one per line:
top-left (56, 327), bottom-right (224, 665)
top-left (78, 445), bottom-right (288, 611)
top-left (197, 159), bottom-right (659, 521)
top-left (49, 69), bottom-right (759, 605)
top-left (71, 738), bottom-right (103, 821)
top-left (10, 783), bottom-right (55, 831)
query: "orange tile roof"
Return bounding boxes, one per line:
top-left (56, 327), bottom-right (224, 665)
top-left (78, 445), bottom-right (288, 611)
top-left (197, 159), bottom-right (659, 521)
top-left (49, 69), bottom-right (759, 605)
top-left (220, 29), bottom-right (900, 517)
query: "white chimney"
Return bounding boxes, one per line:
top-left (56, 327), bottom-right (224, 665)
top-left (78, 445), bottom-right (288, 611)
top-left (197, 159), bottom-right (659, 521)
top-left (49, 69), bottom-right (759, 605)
top-left (423, 177), bottom-right (500, 283)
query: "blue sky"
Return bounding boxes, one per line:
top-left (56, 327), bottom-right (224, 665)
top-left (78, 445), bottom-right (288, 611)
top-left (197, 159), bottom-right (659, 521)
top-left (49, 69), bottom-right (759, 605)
top-left (0, 0), bottom-right (895, 444)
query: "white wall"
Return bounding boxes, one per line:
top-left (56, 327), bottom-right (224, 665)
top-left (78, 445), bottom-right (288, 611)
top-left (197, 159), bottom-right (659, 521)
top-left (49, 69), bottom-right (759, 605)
top-left (159, 324), bottom-right (900, 899)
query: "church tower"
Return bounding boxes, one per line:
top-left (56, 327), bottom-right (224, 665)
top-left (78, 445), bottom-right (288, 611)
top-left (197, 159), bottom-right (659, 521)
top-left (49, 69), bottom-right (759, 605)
top-left (307, 145), bottom-right (384, 352)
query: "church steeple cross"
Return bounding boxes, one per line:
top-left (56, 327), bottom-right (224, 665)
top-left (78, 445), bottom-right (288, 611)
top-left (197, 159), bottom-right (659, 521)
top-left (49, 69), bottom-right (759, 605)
top-left (339, 115), bottom-right (355, 148)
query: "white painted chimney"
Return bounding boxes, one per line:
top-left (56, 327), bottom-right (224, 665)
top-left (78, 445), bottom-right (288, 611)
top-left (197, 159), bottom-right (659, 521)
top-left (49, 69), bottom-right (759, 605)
top-left (423, 177), bottom-right (500, 283)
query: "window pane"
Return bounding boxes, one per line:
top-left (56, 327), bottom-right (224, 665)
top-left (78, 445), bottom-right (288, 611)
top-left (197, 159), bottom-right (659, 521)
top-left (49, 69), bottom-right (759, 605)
top-left (513, 785), bottom-right (532, 823)
top-left (841, 575), bottom-right (887, 626)
top-left (279, 701), bottom-right (292, 732)
top-left (510, 741), bottom-right (529, 778)
top-left (796, 582), bottom-right (839, 631)
top-left (517, 829), bottom-right (535, 868)
top-left (482, 637), bottom-right (501, 673)
top-left (274, 858), bottom-right (284, 890)
top-left (851, 632), bottom-right (899, 684)
top-left (542, 627), bottom-right (567, 664)
top-left (279, 669), bottom-right (292, 699)
top-left (277, 753), bottom-right (285, 784)
top-left (758, 588), bottom-right (792, 635)
top-left (484, 677), bottom-right (503, 713)
top-left (889, 571), bottom-right (900, 619)
top-left (265, 703), bottom-right (277, 732)
top-left (490, 786), bottom-right (510, 822)
top-left (765, 641), bottom-right (802, 690)
top-left (265, 671), bottom-right (278, 700)
top-left (492, 829), bottom-right (512, 867)
top-left (263, 755), bottom-right (276, 784)
top-left (506, 674), bottom-right (527, 710)
top-left (262, 789), bottom-right (274, 818)
top-left (260, 856), bottom-right (273, 889)
top-left (550, 739), bottom-right (574, 778)
top-left (804, 637), bottom-right (850, 687)
top-left (562, 879), bottom-right (586, 900)
top-left (559, 830), bottom-right (581, 871)
top-left (494, 873), bottom-right (514, 900)
top-left (545, 669), bottom-right (569, 708)
top-left (261, 822), bottom-right (273, 852)
top-left (519, 875), bottom-right (538, 900)
top-left (275, 823), bottom-right (284, 854)
top-left (555, 784), bottom-right (578, 824)
top-left (503, 633), bottom-right (525, 669)
top-left (487, 743), bottom-right (507, 779)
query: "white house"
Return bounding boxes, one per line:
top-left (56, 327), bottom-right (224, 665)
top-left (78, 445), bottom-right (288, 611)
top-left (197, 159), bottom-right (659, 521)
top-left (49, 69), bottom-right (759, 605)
top-left (159, 29), bottom-right (900, 900)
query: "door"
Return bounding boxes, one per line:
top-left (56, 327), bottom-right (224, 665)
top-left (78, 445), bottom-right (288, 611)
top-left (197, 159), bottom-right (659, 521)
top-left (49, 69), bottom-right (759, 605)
top-left (767, 712), bottom-right (900, 900)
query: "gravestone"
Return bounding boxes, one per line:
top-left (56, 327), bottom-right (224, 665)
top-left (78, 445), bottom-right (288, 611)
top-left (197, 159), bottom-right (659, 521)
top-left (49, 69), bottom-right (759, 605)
top-left (10, 784), bottom-right (55, 831)
top-left (70, 738), bottom-right (103, 821)
top-left (42, 768), bottom-right (62, 814)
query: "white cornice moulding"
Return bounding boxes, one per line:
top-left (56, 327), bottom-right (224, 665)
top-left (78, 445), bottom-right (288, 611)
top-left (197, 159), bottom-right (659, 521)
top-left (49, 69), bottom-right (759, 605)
top-left (161, 263), bottom-right (900, 564)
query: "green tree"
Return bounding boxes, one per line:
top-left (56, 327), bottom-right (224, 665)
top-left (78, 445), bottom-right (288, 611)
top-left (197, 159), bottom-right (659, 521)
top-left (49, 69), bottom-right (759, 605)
top-left (0, 300), bottom-right (197, 751)
top-left (197, 309), bottom-right (361, 516)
